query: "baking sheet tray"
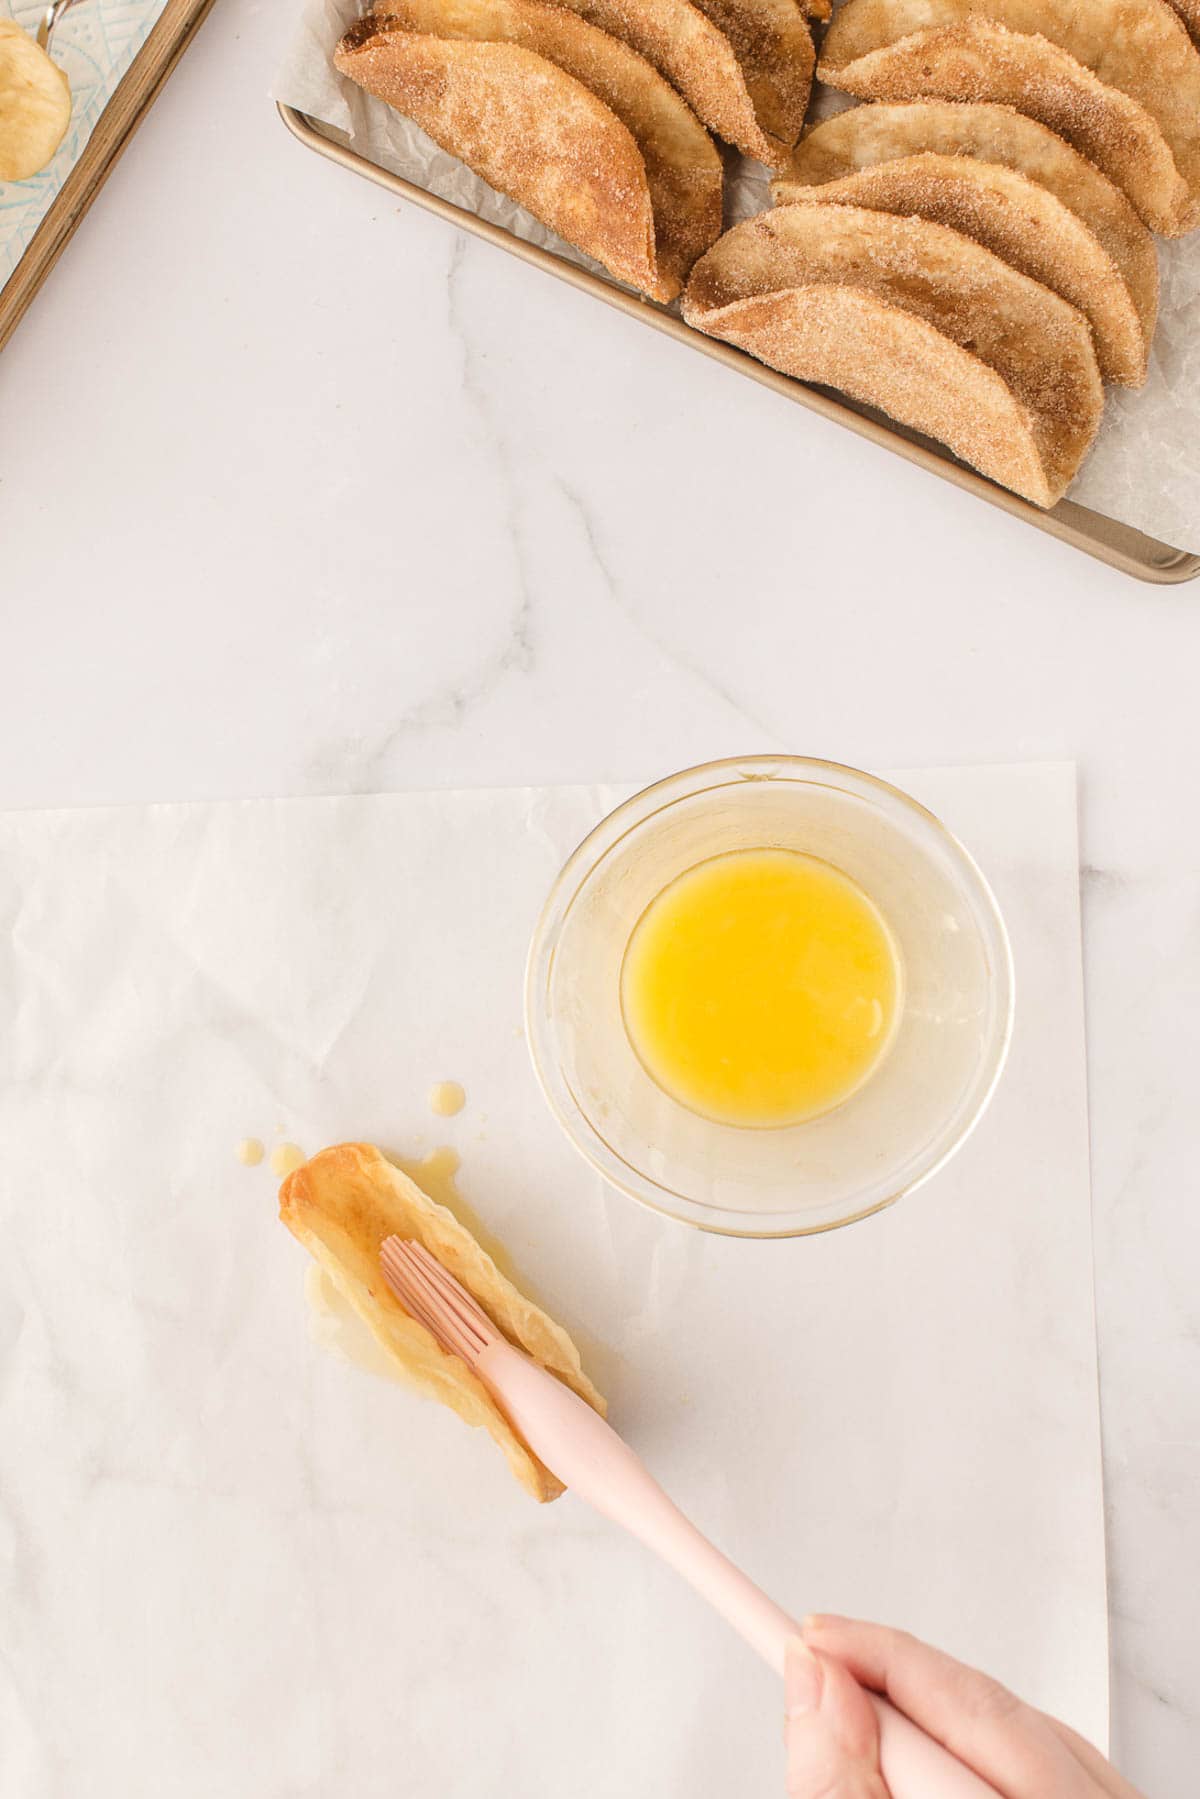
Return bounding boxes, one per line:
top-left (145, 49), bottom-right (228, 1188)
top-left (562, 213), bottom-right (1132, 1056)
top-left (0, 0), bottom-right (215, 355)
top-left (279, 102), bottom-right (1200, 586)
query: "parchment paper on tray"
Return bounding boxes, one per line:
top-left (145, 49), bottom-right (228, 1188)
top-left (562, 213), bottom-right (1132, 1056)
top-left (274, 0), bottom-right (1200, 548)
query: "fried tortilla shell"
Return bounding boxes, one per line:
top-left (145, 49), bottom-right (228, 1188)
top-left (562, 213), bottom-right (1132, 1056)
top-left (816, 23), bottom-right (1193, 236)
top-left (681, 204), bottom-right (1103, 507)
top-left (280, 1143), bottom-right (606, 1502)
top-left (336, 26), bottom-right (657, 292)
top-left (336, 4), bottom-right (721, 299)
top-left (540, 0), bottom-right (810, 165)
top-left (534, 0), bottom-right (771, 162)
top-left (380, 0), bottom-right (725, 279)
top-left (780, 102), bottom-right (1157, 367)
top-left (820, 0), bottom-right (1200, 235)
top-left (1165, 0), bottom-right (1200, 40)
top-left (687, 0), bottom-right (814, 156)
top-left (774, 154), bottom-right (1150, 385)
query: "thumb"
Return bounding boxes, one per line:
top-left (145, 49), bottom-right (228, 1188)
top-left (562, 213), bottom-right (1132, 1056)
top-left (785, 1637), bottom-right (887, 1799)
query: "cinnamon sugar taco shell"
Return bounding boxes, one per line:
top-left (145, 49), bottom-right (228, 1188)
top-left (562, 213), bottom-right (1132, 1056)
top-left (1164, 0), bottom-right (1200, 40)
top-left (817, 23), bottom-right (1190, 237)
top-left (779, 103), bottom-right (1157, 376)
top-left (773, 150), bottom-right (1152, 386)
top-left (687, 0), bottom-right (814, 156)
top-left (537, 0), bottom-right (812, 165)
top-left (335, 2), bottom-right (722, 300)
top-left (818, 0), bottom-right (1200, 236)
top-left (681, 204), bottom-right (1104, 508)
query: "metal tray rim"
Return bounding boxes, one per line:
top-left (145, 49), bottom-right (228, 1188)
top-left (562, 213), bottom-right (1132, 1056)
top-left (279, 102), bottom-right (1199, 587)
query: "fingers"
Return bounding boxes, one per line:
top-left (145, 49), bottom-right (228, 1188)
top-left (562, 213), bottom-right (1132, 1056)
top-left (785, 1637), bottom-right (888, 1799)
top-left (1045, 1717), bottom-right (1149, 1799)
top-left (802, 1617), bottom-right (1092, 1799)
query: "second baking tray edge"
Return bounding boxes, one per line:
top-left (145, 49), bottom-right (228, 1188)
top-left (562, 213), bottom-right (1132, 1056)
top-left (279, 104), bottom-right (1199, 587)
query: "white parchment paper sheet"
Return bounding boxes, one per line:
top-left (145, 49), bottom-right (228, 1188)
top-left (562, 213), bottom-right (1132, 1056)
top-left (0, 764), bottom-right (1106, 1796)
top-left (274, 0), bottom-right (1200, 548)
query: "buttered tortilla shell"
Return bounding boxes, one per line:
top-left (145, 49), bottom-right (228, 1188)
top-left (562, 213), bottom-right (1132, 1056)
top-left (280, 1143), bottom-right (605, 1502)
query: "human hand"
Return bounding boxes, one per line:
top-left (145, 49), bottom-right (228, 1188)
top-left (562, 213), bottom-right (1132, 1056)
top-left (785, 1616), bottom-right (1146, 1799)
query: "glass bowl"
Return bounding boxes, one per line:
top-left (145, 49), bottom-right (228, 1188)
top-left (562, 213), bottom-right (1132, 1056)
top-left (524, 756), bottom-right (1014, 1237)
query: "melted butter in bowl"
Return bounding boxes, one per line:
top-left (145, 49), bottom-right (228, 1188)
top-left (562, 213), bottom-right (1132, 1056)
top-left (621, 848), bottom-right (900, 1129)
top-left (526, 756), bottom-right (1013, 1236)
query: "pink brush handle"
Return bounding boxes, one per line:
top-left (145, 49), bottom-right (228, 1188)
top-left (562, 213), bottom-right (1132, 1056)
top-left (480, 1342), bottom-right (1001, 1799)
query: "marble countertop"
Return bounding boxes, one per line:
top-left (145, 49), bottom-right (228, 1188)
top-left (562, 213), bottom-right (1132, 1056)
top-left (0, 0), bottom-right (1196, 1790)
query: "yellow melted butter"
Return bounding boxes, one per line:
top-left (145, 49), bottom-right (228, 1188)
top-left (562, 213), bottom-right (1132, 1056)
top-left (428, 1081), bottom-right (466, 1117)
top-left (270, 1142), bottom-right (306, 1179)
top-left (620, 848), bottom-right (900, 1128)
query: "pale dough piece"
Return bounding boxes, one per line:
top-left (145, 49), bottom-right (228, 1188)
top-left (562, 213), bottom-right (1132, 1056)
top-left (0, 19), bottom-right (70, 183)
top-left (279, 1142), bottom-right (605, 1502)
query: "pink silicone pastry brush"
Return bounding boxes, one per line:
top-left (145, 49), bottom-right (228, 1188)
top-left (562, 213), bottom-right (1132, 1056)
top-left (379, 1236), bottom-right (1000, 1799)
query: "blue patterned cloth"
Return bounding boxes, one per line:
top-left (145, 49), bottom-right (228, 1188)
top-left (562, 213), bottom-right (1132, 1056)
top-left (1, 0), bottom-right (166, 292)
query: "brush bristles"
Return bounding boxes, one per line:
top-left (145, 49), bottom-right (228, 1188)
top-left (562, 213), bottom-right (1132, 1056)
top-left (379, 1237), bottom-right (498, 1365)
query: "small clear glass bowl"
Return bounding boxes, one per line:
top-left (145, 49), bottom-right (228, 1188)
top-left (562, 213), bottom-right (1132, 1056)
top-left (525, 757), bottom-right (1014, 1237)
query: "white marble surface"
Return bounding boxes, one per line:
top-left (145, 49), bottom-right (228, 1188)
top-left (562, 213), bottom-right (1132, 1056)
top-left (0, 768), bottom-right (1106, 1796)
top-left (0, 0), bottom-right (1196, 1790)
